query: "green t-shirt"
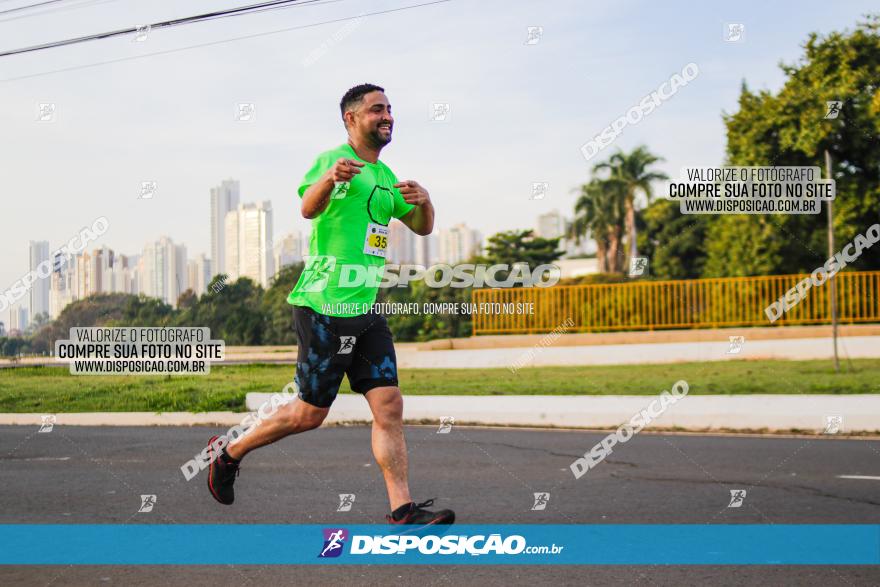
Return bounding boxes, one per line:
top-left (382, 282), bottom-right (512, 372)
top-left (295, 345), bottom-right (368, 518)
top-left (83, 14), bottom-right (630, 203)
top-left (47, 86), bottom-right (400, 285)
top-left (287, 144), bottom-right (415, 317)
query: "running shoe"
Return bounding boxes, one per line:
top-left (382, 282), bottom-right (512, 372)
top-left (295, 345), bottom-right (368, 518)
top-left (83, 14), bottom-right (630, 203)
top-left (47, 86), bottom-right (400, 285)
top-left (386, 499), bottom-right (455, 526)
top-left (206, 435), bottom-right (239, 505)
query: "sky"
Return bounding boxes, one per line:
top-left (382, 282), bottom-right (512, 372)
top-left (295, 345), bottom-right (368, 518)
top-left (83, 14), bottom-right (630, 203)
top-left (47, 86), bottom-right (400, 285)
top-left (1, 0), bottom-right (877, 317)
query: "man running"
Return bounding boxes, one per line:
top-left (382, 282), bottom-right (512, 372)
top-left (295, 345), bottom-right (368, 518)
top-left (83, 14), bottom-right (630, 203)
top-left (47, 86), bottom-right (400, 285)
top-left (204, 83), bottom-right (454, 527)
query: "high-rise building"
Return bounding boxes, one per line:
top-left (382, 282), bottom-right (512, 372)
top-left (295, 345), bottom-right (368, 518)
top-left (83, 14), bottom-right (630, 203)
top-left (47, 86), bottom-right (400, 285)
top-left (187, 261), bottom-right (199, 295)
top-left (74, 251), bottom-right (92, 300)
top-left (91, 247), bottom-right (107, 293)
top-left (414, 232), bottom-right (438, 267)
top-left (133, 255), bottom-right (145, 296)
top-left (210, 179), bottom-right (241, 278)
top-left (28, 240), bottom-right (50, 321)
top-left (8, 304), bottom-right (28, 333)
top-left (0, 321), bottom-right (5, 337)
top-left (225, 201), bottom-right (274, 287)
top-left (186, 254), bottom-right (211, 295)
top-left (534, 210), bottom-right (592, 257)
top-left (117, 254), bottom-right (136, 294)
top-left (49, 250), bottom-right (75, 319)
top-left (273, 232), bottom-right (303, 276)
top-left (387, 220), bottom-right (416, 265)
top-left (49, 247), bottom-right (135, 316)
top-left (535, 210), bottom-right (566, 240)
top-left (142, 237), bottom-right (188, 306)
top-left (536, 209), bottom-right (581, 256)
top-left (49, 278), bottom-right (72, 319)
top-left (437, 223), bottom-right (482, 264)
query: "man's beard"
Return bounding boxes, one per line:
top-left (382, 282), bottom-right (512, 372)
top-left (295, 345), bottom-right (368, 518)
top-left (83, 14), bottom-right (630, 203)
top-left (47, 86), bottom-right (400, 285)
top-left (368, 125), bottom-right (392, 147)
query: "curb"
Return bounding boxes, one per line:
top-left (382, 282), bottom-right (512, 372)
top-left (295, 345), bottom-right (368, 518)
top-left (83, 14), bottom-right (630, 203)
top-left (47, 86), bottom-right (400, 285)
top-left (3, 394), bottom-right (878, 434)
top-left (0, 412), bottom-right (244, 427)
top-left (248, 393), bottom-right (879, 433)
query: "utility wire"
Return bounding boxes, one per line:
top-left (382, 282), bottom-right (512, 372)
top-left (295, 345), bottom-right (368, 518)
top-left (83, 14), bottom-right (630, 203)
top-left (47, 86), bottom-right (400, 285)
top-left (0, 0), bottom-right (73, 16)
top-left (0, 0), bottom-right (120, 24)
top-left (0, 0), bottom-right (451, 82)
top-left (0, 0), bottom-right (305, 57)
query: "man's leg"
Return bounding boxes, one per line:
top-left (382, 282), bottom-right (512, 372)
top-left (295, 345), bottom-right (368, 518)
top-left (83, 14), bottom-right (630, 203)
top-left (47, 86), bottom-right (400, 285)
top-left (206, 397), bottom-right (330, 505)
top-left (206, 305), bottom-right (349, 506)
top-left (226, 305), bottom-right (340, 460)
top-left (364, 386), bottom-right (411, 511)
top-left (226, 398), bottom-right (329, 460)
top-left (350, 313), bottom-right (454, 524)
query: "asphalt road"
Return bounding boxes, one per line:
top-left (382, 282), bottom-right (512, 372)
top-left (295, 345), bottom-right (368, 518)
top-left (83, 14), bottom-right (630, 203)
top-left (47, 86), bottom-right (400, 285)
top-left (2, 425), bottom-right (879, 585)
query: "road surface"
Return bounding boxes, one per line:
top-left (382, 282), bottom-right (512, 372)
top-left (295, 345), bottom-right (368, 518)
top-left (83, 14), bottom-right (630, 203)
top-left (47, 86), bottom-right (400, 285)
top-left (2, 425), bottom-right (879, 585)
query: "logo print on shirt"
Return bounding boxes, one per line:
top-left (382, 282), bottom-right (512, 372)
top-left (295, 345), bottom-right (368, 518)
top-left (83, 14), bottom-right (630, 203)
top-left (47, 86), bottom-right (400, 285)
top-left (299, 255), bottom-right (337, 293)
top-left (332, 182), bottom-right (350, 200)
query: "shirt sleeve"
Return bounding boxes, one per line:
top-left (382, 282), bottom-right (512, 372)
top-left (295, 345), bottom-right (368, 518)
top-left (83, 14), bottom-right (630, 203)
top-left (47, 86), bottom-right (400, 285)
top-left (298, 151), bottom-right (336, 198)
top-left (387, 167), bottom-right (416, 219)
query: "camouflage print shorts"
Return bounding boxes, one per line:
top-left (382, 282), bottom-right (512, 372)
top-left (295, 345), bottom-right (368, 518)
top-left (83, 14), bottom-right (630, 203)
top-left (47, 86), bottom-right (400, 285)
top-left (292, 305), bottom-right (398, 408)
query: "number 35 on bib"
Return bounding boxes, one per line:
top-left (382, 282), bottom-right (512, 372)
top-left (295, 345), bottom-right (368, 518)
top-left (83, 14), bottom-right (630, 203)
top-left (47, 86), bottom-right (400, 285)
top-left (363, 222), bottom-right (389, 257)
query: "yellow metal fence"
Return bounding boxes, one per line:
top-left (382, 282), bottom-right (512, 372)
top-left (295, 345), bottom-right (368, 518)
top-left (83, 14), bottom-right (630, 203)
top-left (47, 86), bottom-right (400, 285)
top-left (471, 271), bottom-right (880, 335)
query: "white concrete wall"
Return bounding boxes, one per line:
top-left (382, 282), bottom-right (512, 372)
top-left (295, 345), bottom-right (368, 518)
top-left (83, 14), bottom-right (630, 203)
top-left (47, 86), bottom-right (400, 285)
top-left (245, 393), bottom-right (880, 433)
top-left (396, 336), bottom-right (880, 369)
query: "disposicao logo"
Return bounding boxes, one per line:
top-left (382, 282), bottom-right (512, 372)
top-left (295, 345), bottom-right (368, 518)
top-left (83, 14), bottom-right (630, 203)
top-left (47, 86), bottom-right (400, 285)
top-left (319, 528), bottom-right (348, 558)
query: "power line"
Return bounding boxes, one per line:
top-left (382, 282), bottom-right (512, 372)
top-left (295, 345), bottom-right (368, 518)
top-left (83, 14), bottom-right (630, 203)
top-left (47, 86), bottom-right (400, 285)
top-left (0, 0), bottom-right (451, 82)
top-left (0, 0), bottom-right (306, 57)
top-left (0, 0), bottom-right (73, 16)
top-left (0, 0), bottom-right (119, 24)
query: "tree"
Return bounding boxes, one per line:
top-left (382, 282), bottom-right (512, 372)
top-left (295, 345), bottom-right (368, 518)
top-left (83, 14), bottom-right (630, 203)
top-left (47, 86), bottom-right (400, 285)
top-left (0, 336), bottom-right (30, 358)
top-left (27, 293), bottom-right (170, 354)
top-left (478, 229), bottom-right (562, 270)
top-left (176, 289), bottom-right (198, 310)
top-left (570, 178), bottom-right (627, 273)
top-left (192, 277), bottom-right (265, 345)
top-left (380, 278), bottom-right (473, 342)
top-left (639, 200), bottom-right (711, 279)
top-left (24, 312), bottom-right (50, 336)
top-left (381, 230), bottom-right (564, 342)
top-left (261, 263), bottom-right (304, 345)
top-left (593, 146), bottom-right (668, 265)
top-left (709, 15), bottom-right (880, 275)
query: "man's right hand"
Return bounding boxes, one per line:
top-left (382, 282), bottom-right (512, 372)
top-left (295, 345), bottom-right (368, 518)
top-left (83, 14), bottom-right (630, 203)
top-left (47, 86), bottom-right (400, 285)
top-left (303, 158), bottom-right (366, 219)
top-left (329, 158), bottom-right (364, 183)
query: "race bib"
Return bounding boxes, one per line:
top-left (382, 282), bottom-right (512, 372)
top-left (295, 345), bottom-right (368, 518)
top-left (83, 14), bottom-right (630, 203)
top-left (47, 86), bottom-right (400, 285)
top-left (363, 222), bottom-right (389, 257)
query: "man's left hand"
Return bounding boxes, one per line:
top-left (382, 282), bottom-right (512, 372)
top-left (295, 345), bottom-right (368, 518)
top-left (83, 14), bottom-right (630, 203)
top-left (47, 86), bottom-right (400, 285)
top-left (394, 180), bottom-right (431, 206)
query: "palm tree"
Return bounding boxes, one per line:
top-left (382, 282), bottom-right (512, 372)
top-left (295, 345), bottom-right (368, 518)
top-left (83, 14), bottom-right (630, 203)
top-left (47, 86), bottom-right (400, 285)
top-left (570, 179), bottom-right (627, 273)
top-left (593, 146), bottom-right (668, 264)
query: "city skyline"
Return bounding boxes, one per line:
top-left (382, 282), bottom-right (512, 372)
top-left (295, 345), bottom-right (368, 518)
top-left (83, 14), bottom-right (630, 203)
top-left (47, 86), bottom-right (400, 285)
top-left (6, 176), bottom-right (522, 329)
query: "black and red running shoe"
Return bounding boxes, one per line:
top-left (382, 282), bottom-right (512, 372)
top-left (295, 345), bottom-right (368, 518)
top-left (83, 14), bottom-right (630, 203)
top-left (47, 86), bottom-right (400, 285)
top-left (386, 499), bottom-right (455, 526)
top-left (206, 435), bottom-right (239, 505)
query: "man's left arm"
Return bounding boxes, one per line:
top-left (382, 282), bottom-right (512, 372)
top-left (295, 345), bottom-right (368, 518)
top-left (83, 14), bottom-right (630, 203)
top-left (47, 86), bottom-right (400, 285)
top-left (394, 180), bottom-right (434, 236)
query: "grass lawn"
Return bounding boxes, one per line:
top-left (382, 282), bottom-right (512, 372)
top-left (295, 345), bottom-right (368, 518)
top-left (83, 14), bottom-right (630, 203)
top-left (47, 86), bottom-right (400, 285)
top-left (0, 359), bottom-right (878, 413)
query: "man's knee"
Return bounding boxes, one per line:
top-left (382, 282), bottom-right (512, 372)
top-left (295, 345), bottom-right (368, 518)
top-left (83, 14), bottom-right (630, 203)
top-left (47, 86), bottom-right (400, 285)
top-left (299, 412), bottom-right (326, 431)
top-left (372, 388), bottom-right (403, 427)
top-left (281, 401), bottom-right (328, 431)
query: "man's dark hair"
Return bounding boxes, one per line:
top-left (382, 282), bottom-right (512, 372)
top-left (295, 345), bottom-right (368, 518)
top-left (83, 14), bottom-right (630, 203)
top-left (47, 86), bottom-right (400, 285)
top-left (339, 83), bottom-right (385, 125)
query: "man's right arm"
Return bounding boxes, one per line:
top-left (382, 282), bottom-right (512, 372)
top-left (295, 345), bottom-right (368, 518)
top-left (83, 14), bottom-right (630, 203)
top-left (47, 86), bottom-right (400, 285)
top-left (301, 157), bottom-right (364, 219)
top-left (300, 173), bottom-right (334, 219)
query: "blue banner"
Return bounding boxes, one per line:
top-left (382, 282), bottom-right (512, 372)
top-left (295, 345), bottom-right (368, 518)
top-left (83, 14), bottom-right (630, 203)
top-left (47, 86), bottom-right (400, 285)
top-left (1, 525), bottom-right (878, 565)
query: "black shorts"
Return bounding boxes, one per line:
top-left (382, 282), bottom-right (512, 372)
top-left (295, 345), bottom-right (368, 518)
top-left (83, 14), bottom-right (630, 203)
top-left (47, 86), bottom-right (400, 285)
top-left (292, 305), bottom-right (399, 408)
